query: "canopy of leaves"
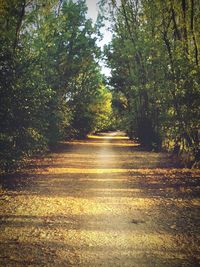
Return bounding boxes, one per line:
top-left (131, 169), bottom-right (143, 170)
top-left (0, 0), bottom-right (112, 171)
top-left (103, 0), bottom-right (200, 162)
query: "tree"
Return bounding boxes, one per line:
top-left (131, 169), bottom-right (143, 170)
top-left (103, 0), bottom-right (199, 160)
top-left (0, 0), bottom-right (112, 171)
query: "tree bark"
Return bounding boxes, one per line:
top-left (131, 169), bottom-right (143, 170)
top-left (14, 0), bottom-right (26, 50)
top-left (190, 0), bottom-right (199, 65)
top-left (170, 0), bottom-right (181, 41)
top-left (181, 0), bottom-right (189, 55)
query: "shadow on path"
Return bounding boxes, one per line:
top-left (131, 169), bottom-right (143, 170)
top-left (0, 132), bottom-right (200, 266)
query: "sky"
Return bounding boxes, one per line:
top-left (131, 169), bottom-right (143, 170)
top-left (85, 0), bottom-right (112, 77)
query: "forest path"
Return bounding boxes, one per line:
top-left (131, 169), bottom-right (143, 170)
top-left (0, 132), bottom-right (200, 266)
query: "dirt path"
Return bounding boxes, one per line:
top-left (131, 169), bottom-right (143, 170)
top-left (0, 132), bottom-right (200, 266)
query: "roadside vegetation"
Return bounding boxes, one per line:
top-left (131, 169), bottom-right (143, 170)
top-left (0, 0), bottom-right (199, 172)
top-left (0, 0), bottom-right (112, 172)
top-left (102, 0), bottom-right (200, 165)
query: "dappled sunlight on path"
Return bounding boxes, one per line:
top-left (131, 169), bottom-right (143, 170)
top-left (0, 132), bottom-right (200, 266)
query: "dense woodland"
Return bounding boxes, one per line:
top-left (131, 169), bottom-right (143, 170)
top-left (0, 0), bottom-right (200, 172)
top-left (0, 0), bottom-right (112, 171)
top-left (103, 0), bottom-right (200, 162)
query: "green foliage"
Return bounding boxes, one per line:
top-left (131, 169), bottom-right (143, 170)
top-left (104, 0), bottom-right (200, 157)
top-left (0, 0), bottom-right (112, 172)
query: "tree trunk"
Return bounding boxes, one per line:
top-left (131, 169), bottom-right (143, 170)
top-left (190, 0), bottom-right (199, 65)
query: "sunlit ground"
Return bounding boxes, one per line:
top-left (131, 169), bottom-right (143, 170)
top-left (63, 140), bottom-right (138, 147)
top-left (0, 132), bottom-right (200, 266)
top-left (87, 134), bottom-right (129, 140)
